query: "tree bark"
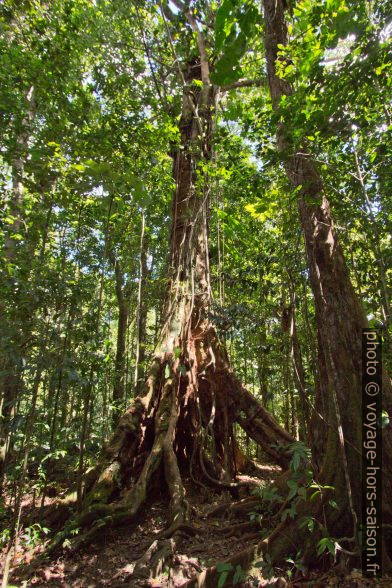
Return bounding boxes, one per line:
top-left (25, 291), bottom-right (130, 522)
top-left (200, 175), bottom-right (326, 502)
top-left (134, 214), bottom-right (149, 396)
top-left (112, 257), bottom-right (131, 427)
top-left (0, 86), bottom-right (35, 491)
top-left (261, 0), bottom-right (392, 565)
top-left (51, 58), bottom-right (295, 554)
top-left (288, 274), bottom-right (310, 439)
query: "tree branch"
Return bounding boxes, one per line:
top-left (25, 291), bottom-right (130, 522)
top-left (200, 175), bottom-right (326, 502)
top-left (221, 78), bottom-right (266, 90)
top-left (170, 0), bottom-right (211, 86)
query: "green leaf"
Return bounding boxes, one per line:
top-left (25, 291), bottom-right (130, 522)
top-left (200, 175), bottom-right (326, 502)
top-left (298, 486), bottom-right (307, 500)
top-left (299, 516), bottom-right (315, 532)
top-left (317, 537), bottom-right (337, 557)
top-left (233, 564), bottom-right (245, 584)
top-left (217, 563), bottom-right (233, 572)
top-left (218, 571), bottom-right (229, 588)
top-left (192, 79), bottom-right (203, 88)
top-left (217, 562), bottom-right (233, 588)
top-left (291, 451), bottom-right (301, 471)
top-left (215, 0), bottom-right (235, 51)
top-left (287, 479), bottom-right (298, 500)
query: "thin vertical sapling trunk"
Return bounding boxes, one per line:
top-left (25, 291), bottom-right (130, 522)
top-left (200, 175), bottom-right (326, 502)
top-left (0, 86), bottom-right (35, 493)
top-left (111, 255), bottom-right (132, 428)
top-left (287, 273), bottom-right (310, 440)
top-left (134, 213), bottom-right (149, 396)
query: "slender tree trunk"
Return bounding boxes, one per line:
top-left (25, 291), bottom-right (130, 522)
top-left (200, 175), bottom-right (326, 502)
top-left (1, 339), bottom-right (46, 588)
top-left (288, 274), bottom-right (310, 439)
top-left (112, 257), bottom-right (131, 427)
top-left (352, 140), bottom-right (390, 326)
top-left (134, 213), bottom-right (149, 395)
top-left (0, 86), bottom-right (35, 492)
top-left (75, 198), bottom-right (112, 508)
top-left (258, 270), bottom-right (269, 406)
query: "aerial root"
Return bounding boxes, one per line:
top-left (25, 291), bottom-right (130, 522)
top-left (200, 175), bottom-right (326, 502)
top-left (199, 448), bottom-right (251, 490)
top-left (131, 382), bottom-right (196, 580)
top-left (41, 373), bottom-right (192, 561)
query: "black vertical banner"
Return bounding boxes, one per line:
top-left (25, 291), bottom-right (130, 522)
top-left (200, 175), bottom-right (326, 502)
top-left (362, 329), bottom-right (382, 578)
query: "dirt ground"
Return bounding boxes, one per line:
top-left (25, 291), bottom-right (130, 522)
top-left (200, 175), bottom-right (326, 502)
top-left (2, 466), bottom-right (390, 587)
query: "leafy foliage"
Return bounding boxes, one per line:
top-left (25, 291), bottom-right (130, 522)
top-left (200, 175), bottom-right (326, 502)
top-left (0, 0), bottom-right (390, 580)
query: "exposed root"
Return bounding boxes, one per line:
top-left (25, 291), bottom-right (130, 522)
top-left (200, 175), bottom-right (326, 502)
top-left (242, 531), bottom-right (262, 542)
top-left (133, 522), bottom-right (198, 584)
top-left (83, 461), bottom-right (121, 507)
top-left (215, 520), bottom-right (260, 537)
top-left (38, 323), bottom-right (299, 576)
top-left (163, 380), bottom-right (190, 531)
top-left (206, 496), bottom-right (259, 519)
top-left (159, 522), bottom-right (199, 539)
top-left (182, 520), bottom-right (288, 588)
top-left (222, 371), bottom-right (294, 469)
top-left (132, 537), bottom-right (177, 580)
top-left (199, 447), bottom-right (251, 490)
top-left (183, 491), bottom-right (364, 588)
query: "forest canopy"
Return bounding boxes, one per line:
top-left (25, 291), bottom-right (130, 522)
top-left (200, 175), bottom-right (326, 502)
top-left (0, 0), bottom-right (391, 586)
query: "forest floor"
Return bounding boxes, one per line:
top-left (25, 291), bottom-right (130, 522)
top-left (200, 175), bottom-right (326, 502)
top-left (2, 465), bottom-right (391, 588)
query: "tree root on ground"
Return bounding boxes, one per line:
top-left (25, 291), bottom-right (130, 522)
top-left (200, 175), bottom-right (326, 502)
top-left (215, 520), bottom-right (260, 537)
top-left (182, 490), bottom-right (366, 588)
top-left (31, 328), bottom-right (301, 581)
top-left (206, 496), bottom-right (259, 519)
top-left (132, 537), bottom-right (177, 580)
top-left (181, 520), bottom-right (291, 588)
top-left (159, 522), bottom-right (199, 539)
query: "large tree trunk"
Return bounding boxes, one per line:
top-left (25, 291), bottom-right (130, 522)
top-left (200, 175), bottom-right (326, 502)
top-left (258, 0), bottom-right (392, 566)
top-left (51, 60), bottom-right (295, 556)
top-left (183, 5), bottom-right (392, 583)
top-left (181, 4), bottom-right (392, 574)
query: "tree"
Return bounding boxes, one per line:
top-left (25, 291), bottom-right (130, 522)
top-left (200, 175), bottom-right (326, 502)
top-left (1, 0), bottom-right (391, 584)
top-left (48, 1), bottom-right (295, 555)
top-left (182, 1), bottom-right (392, 582)
top-left (261, 0), bottom-right (392, 559)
